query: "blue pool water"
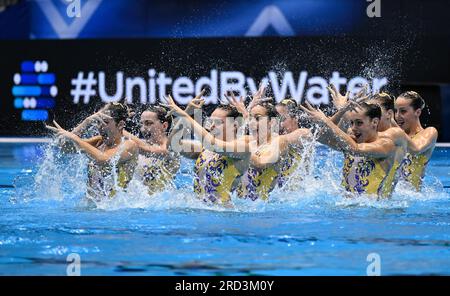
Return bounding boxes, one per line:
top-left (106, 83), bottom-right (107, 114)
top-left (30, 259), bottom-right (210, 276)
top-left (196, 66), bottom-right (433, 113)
top-left (0, 142), bottom-right (449, 275)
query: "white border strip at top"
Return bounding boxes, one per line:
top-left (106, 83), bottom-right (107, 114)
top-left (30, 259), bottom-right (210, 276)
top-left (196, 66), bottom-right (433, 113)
top-left (1, 138), bottom-right (450, 147)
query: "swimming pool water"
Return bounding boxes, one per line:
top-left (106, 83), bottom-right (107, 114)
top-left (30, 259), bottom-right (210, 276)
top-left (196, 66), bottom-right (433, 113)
top-left (1, 142), bottom-right (449, 275)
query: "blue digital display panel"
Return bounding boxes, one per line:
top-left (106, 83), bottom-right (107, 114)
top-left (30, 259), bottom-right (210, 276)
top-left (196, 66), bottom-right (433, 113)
top-left (11, 60), bottom-right (57, 121)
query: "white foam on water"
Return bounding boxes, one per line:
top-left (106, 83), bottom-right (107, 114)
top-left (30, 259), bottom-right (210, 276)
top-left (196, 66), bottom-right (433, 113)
top-left (12, 126), bottom-right (449, 213)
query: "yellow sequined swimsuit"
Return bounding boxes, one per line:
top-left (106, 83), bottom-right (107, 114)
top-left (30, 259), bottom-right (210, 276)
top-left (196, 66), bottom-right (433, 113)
top-left (342, 153), bottom-right (399, 198)
top-left (87, 160), bottom-right (134, 200)
top-left (237, 144), bottom-right (279, 201)
top-left (277, 146), bottom-right (303, 188)
top-left (193, 149), bottom-right (240, 204)
top-left (137, 153), bottom-right (180, 194)
top-left (400, 153), bottom-right (429, 191)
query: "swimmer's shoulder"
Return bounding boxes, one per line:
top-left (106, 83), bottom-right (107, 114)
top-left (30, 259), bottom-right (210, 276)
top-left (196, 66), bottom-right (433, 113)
top-left (380, 127), bottom-right (408, 146)
top-left (420, 126), bottom-right (438, 139)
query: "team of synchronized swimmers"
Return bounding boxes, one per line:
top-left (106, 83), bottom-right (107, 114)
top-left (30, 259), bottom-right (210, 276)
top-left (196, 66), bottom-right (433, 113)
top-left (46, 83), bottom-right (438, 207)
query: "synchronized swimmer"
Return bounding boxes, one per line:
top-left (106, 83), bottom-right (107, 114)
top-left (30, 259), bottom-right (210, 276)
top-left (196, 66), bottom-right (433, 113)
top-left (45, 83), bottom-right (438, 206)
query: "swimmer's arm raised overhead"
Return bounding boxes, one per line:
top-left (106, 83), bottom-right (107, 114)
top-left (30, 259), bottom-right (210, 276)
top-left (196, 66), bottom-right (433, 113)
top-left (300, 103), bottom-right (395, 158)
top-left (46, 121), bottom-right (138, 163)
top-left (71, 107), bottom-right (112, 137)
top-left (328, 84), bottom-right (369, 130)
top-left (163, 95), bottom-right (250, 159)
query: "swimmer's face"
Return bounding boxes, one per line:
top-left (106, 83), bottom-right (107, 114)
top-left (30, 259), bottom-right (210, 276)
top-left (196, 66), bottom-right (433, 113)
top-left (99, 111), bottom-right (123, 140)
top-left (208, 108), bottom-right (235, 141)
top-left (140, 111), bottom-right (167, 140)
top-left (276, 105), bottom-right (297, 134)
top-left (372, 101), bottom-right (393, 132)
top-left (249, 105), bottom-right (271, 138)
top-left (347, 110), bottom-right (379, 143)
top-left (395, 97), bottom-right (421, 133)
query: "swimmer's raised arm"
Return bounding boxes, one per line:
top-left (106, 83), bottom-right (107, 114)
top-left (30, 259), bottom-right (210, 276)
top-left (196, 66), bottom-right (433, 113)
top-left (226, 92), bottom-right (249, 119)
top-left (280, 128), bottom-right (312, 147)
top-left (163, 95), bottom-right (250, 159)
top-left (328, 84), bottom-right (369, 129)
top-left (300, 103), bottom-right (396, 158)
top-left (47, 121), bottom-right (138, 163)
top-left (71, 107), bottom-right (112, 138)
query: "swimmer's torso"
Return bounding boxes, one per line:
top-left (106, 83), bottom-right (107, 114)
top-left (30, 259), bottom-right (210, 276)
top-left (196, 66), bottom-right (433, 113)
top-left (399, 133), bottom-right (433, 191)
top-left (400, 152), bottom-right (430, 191)
top-left (237, 143), bottom-right (281, 201)
top-left (277, 145), bottom-right (308, 189)
top-left (135, 152), bottom-right (180, 194)
top-left (86, 140), bottom-right (136, 201)
top-left (342, 153), bottom-right (398, 198)
top-left (193, 148), bottom-right (241, 204)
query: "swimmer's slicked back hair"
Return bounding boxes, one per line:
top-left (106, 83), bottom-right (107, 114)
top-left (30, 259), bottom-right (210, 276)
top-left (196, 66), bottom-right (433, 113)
top-left (372, 92), bottom-right (394, 111)
top-left (144, 105), bottom-right (172, 131)
top-left (277, 98), bottom-right (298, 116)
top-left (398, 91), bottom-right (425, 110)
top-left (217, 104), bottom-right (241, 119)
top-left (359, 102), bottom-right (382, 120)
top-left (256, 102), bottom-right (279, 119)
top-left (105, 103), bottom-right (128, 124)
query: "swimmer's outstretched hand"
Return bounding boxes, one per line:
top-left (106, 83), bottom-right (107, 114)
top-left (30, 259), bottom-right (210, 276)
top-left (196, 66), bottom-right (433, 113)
top-left (225, 91), bottom-right (248, 117)
top-left (185, 89), bottom-right (206, 115)
top-left (161, 95), bottom-right (187, 118)
top-left (328, 84), bottom-right (350, 110)
top-left (45, 120), bottom-right (76, 140)
top-left (248, 81), bottom-right (271, 110)
top-left (299, 102), bottom-right (329, 124)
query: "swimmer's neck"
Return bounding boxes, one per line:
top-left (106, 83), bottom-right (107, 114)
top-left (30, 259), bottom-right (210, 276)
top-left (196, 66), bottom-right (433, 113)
top-left (406, 120), bottom-right (423, 137)
top-left (102, 133), bottom-right (123, 148)
top-left (365, 132), bottom-right (379, 143)
top-left (145, 135), bottom-right (167, 147)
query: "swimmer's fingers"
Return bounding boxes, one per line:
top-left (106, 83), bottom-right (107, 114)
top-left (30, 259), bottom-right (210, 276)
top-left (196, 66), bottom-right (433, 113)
top-left (330, 84), bottom-right (338, 95)
top-left (355, 95), bottom-right (370, 104)
top-left (327, 86), bottom-right (336, 100)
top-left (328, 84), bottom-right (338, 99)
top-left (190, 97), bottom-right (205, 108)
top-left (90, 114), bottom-right (107, 125)
top-left (355, 84), bottom-right (368, 99)
top-left (165, 109), bottom-right (175, 118)
top-left (304, 101), bottom-right (317, 111)
top-left (45, 124), bottom-right (59, 133)
top-left (298, 105), bottom-right (311, 115)
top-left (260, 97), bottom-right (272, 103)
top-left (52, 120), bottom-right (64, 130)
top-left (225, 94), bottom-right (236, 106)
top-left (193, 89), bottom-right (206, 101)
top-left (98, 111), bottom-right (112, 120)
top-left (346, 101), bottom-right (361, 112)
top-left (163, 95), bottom-right (185, 117)
top-left (222, 93), bottom-right (230, 103)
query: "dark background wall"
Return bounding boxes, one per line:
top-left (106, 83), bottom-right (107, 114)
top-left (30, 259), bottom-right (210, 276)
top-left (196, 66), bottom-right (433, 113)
top-left (1, 0), bottom-right (449, 140)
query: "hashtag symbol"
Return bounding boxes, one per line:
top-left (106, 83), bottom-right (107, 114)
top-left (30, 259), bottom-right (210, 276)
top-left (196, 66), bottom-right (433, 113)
top-left (71, 72), bottom-right (97, 104)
